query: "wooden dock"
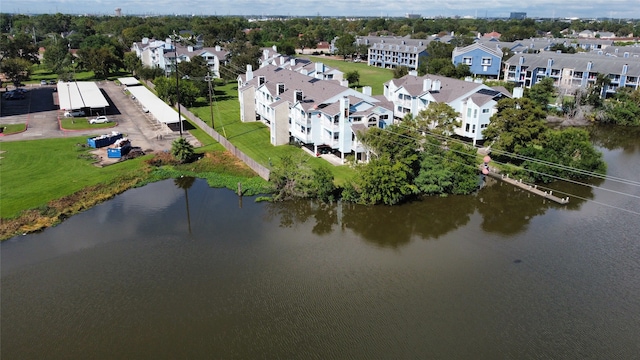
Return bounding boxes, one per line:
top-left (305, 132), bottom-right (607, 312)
top-left (486, 171), bottom-right (569, 204)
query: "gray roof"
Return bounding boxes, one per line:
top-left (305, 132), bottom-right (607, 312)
top-left (453, 42), bottom-right (503, 58)
top-left (387, 74), bottom-right (486, 103)
top-left (504, 52), bottom-right (640, 75)
top-left (240, 65), bottom-right (392, 117)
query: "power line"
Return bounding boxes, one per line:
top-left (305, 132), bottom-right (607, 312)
top-left (366, 125), bottom-right (640, 214)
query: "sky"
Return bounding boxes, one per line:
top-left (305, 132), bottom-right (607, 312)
top-left (5, 0), bottom-right (640, 20)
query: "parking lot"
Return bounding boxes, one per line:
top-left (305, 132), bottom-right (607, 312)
top-left (0, 81), bottom-right (197, 156)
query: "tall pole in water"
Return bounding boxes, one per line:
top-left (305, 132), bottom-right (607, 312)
top-left (174, 32), bottom-right (183, 137)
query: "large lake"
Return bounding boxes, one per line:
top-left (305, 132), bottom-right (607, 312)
top-left (2, 126), bottom-right (640, 359)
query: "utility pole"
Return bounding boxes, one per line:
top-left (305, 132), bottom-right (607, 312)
top-left (205, 72), bottom-right (214, 129)
top-left (174, 31), bottom-right (183, 137)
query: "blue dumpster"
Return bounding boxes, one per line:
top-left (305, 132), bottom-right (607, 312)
top-left (87, 132), bottom-right (123, 148)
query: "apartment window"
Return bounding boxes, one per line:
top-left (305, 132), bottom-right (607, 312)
top-left (481, 57), bottom-right (492, 66)
top-left (482, 108), bottom-right (490, 113)
top-left (467, 108), bottom-right (472, 117)
top-left (472, 124), bottom-right (476, 133)
top-left (465, 123), bottom-right (470, 132)
top-left (473, 109), bottom-right (478, 118)
top-left (463, 57), bottom-right (472, 65)
top-left (333, 132), bottom-right (339, 140)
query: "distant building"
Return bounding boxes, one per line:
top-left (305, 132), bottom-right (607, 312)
top-left (115, 8), bottom-right (122, 17)
top-left (510, 12), bottom-right (526, 20)
top-left (406, 13), bottom-right (421, 19)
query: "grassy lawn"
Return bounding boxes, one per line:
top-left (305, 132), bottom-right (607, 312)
top-left (60, 118), bottom-right (118, 130)
top-left (306, 55), bottom-right (395, 95)
top-left (0, 136), bottom-right (146, 219)
top-left (189, 81), bottom-right (356, 185)
top-left (1, 123), bottom-right (27, 135)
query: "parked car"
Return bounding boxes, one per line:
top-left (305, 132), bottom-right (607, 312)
top-left (64, 110), bottom-right (86, 117)
top-left (89, 116), bottom-right (110, 124)
top-left (49, 80), bottom-right (57, 85)
top-left (5, 92), bottom-right (24, 100)
top-left (41, 80), bottom-right (47, 85)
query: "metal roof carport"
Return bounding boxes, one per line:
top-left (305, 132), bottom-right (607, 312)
top-left (118, 77), bottom-right (141, 87)
top-left (127, 85), bottom-right (182, 124)
top-left (57, 81), bottom-right (109, 115)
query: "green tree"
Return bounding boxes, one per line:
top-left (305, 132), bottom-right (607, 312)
top-left (415, 141), bottom-right (479, 195)
top-left (519, 127), bottom-right (607, 182)
top-left (347, 155), bottom-right (418, 205)
top-left (43, 38), bottom-right (72, 75)
top-left (270, 154), bottom-right (314, 201)
top-left (334, 33), bottom-right (355, 60)
top-left (345, 70), bottom-right (360, 86)
top-left (483, 97), bottom-right (548, 155)
top-left (171, 137), bottom-right (195, 163)
top-left (123, 52), bottom-right (142, 74)
top-left (220, 39), bottom-right (260, 81)
top-left (526, 77), bottom-right (556, 108)
top-left (0, 58), bottom-right (33, 86)
top-left (0, 33), bottom-right (39, 64)
top-left (411, 102), bottom-right (461, 135)
top-left (602, 88), bottom-right (640, 126)
top-left (76, 46), bottom-right (123, 78)
top-left (393, 66), bottom-right (409, 79)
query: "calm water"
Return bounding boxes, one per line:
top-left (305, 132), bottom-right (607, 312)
top-left (2, 127), bottom-right (640, 359)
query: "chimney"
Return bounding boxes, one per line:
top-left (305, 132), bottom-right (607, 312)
top-left (246, 64), bottom-right (253, 81)
top-left (423, 78), bottom-right (432, 91)
top-left (142, 37), bottom-right (149, 44)
top-left (340, 96), bottom-right (350, 122)
top-left (263, 49), bottom-right (269, 59)
top-left (431, 79), bottom-right (441, 91)
top-left (409, 70), bottom-right (418, 76)
top-left (215, 45), bottom-right (221, 51)
top-left (315, 62), bottom-right (324, 73)
top-left (362, 86), bottom-right (372, 96)
top-left (187, 45), bottom-right (194, 52)
top-left (512, 87), bottom-right (524, 99)
top-left (272, 45), bottom-right (277, 52)
top-left (340, 79), bottom-right (349, 87)
top-left (290, 58), bottom-right (296, 67)
top-left (280, 56), bottom-right (285, 65)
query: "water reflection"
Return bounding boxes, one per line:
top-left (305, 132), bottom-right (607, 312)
top-left (265, 177), bottom-right (595, 247)
top-left (174, 176), bottom-right (196, 234)
top-left (590, 124), bottom-right (640, 152)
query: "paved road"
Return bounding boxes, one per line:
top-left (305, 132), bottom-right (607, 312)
top-left (0, 81), bottom-right (197, 154)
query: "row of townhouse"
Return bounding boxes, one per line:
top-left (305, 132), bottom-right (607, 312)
top-left (342, 34), bottom-right (625, 80)
top-left (237, 64), bottom-right (394, 163)
top-left (383, 72), bottom-right (514, 144)
top-left (131, 37), bottom-right (228, 78)
top-left (259, 46), bottom-right (344, 81)
top-left (502, 52), bottom-right (640, 94)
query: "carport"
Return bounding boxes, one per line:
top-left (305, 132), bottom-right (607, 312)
top-left (57, 81), bottom-right (109, 115)
top-left (126, 85), bottom-right (183, 125)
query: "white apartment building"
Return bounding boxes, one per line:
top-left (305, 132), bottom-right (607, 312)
top-left (131, 37), bottom-right (228, 78)
top-left (238, 64), bottom-right (394, 163)
top-left (384, 72), bottom-right (514, 144)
